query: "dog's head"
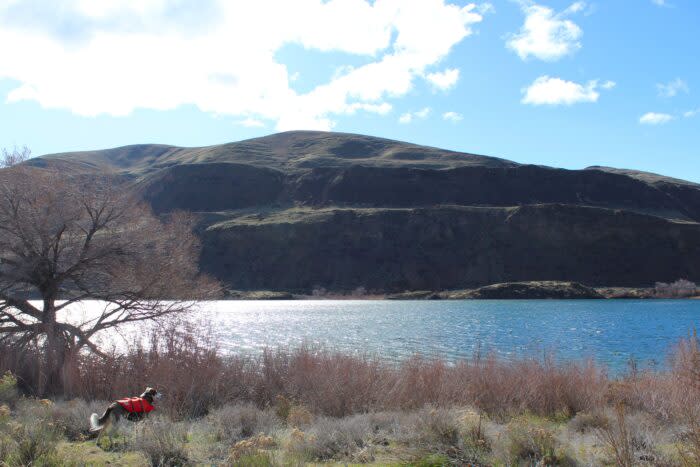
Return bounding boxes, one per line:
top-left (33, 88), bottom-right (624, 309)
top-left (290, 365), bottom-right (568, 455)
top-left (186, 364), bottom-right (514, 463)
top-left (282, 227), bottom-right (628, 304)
top-left (140, 387), bottom-right (159, 402)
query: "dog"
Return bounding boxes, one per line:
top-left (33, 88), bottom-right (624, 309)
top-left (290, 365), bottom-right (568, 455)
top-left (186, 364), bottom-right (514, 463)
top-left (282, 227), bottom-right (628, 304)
top-left (90, 387), bottom-right (160, 433)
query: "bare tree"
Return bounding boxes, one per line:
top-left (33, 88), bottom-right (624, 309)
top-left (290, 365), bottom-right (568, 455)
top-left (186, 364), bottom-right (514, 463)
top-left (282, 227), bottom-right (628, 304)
top-left (1, 145), bottom-right (31, 168)
top-left (0, 157), bottom-right (220, 394)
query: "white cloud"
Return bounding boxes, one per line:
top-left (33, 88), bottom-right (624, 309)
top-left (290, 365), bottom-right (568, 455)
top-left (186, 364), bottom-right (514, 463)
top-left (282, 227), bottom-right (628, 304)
top-left (425, 68), bottom-right (460, 91)
top-left (521, 76), bottom-right (612, 106)
top-left (0, 0), bottom-right (484, 131)
top-left (347, 102), bottom-right (393, 115)
top-left (651, 0), bottom-right (670, 7)
top-left (442, 111), bottom-right (463, 122)
top-left (657, 78), bottom-right (689, 98)
top-left (399, 107), bottom-right (431, 124)
top-left (639, 112), bottom-right (674, 125)
top-left (414, 107), bottom-right (431, 118)
top-left (507, 2), bottom-right (584, 61)
top-left (236, 117), bottom-right (265, 128)
top-left (683, 108), bottom-right (699, 118)
top-left (477, 3), bottom-right (495, 15)
top-left (398, 113), bottom-right (413, 124)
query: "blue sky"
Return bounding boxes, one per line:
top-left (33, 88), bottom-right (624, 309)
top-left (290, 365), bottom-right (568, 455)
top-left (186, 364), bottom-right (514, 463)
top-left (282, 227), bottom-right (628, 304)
top-left (0, 0), bottom-right (698, 181)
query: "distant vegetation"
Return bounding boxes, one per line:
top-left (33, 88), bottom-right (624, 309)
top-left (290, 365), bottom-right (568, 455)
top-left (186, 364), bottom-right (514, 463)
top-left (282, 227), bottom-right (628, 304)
top-left (654, 279), bottom-right (699, 298)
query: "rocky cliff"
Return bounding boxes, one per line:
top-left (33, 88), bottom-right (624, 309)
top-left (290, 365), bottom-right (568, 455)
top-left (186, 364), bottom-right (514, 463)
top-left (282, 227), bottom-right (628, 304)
top-left (31, 131), bottom-right (700, 293)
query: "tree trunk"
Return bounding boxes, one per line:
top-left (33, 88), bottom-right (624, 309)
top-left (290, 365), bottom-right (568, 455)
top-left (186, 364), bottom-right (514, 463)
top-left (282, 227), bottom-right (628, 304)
top-left (43, 298), bottom-right (68, 395)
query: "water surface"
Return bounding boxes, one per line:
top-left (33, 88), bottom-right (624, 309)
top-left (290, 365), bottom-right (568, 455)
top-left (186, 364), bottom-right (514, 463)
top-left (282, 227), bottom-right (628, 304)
top-left (193, 299), bottom-right (699, 373)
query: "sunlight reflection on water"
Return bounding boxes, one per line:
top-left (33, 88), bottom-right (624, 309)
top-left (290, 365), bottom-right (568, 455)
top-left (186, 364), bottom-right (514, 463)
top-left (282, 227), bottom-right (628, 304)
top-left (54, 299), bottom-right (700, 373)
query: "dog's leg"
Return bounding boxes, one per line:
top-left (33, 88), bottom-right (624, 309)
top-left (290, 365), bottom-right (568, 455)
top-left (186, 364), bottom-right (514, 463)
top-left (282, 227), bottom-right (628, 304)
top-left (96, 411), bottom-right (119, 447)
top-left (95, 416), bottom-right (107, 445)
top-left (93, 404), bottom-right (117, 446)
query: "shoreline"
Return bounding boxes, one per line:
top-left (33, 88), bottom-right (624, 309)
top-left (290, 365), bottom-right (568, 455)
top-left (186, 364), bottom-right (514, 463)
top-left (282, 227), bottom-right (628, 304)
top-left (223, 281), bottom-right (700, 301)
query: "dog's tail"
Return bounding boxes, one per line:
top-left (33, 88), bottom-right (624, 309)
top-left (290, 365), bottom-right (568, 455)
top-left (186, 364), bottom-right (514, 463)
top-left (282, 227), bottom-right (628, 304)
top-left (89, 413), bottom-right (103, 432)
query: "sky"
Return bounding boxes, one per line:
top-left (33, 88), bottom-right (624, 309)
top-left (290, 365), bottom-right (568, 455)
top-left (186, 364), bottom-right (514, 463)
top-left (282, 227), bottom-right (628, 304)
top-left (0, 0), bottom-right (698, 181)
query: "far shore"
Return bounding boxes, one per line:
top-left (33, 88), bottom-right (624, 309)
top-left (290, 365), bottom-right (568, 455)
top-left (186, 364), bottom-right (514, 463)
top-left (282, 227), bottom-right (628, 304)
top-left (224, 280), bottom-right (700, 301)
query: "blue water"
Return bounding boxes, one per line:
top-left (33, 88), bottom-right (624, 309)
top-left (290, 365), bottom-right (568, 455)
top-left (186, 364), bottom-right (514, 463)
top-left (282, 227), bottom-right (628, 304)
top-left (198, 299), bottom-right (699, 373)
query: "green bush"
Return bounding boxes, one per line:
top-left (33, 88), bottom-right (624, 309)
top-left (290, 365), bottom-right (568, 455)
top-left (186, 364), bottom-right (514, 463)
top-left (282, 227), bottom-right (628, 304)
top-left (459, 411), bottom-right (491, 465)
top-left (0, 433), bottom-right (12, 465)
top-left (0, 372), bottom-right (18, 406)
top-left (230, 450), bottom-right (275, 466)
top-left (413, 453), bottom-right (451, 466)
top-left (1, 418), bottom-right (61, 466)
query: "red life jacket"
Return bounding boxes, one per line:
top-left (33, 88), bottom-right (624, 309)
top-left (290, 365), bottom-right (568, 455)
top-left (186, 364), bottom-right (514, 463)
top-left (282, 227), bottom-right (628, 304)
top-left (116, 397), bottom-right (155, 414)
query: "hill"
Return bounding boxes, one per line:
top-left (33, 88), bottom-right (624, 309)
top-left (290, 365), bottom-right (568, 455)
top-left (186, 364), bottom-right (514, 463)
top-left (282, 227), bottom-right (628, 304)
top-left (30, 131), bottom-right (700, 293)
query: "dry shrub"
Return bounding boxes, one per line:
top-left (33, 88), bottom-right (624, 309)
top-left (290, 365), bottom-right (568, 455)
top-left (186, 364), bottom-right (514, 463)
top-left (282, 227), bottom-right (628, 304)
top-left (275, 394), bottom-right (292, 421)
top-left (452, 355), bottom-right (606, 419)
top-left (568, 410), bottom-right (609, 433)
top-left (206, 403), bottom-right (281, 444)
top-left (596, 403), bottom-right (634, 467)
top-left (285, 427), bottom-right (317, 460)
top-left (77, 320), bottom-right (235, 420)
top-left (228, 433), bottom-right (276, 464)
top-left (272, 346), bottom-right (385, 416)
top-left (0, 336), bottom-right (608, 421)
top-left (410, 407), bottom-right (461, 448)
top-left (495, 415), bottom-right (571, 466)
top-left (287, 404), bottom-right (314, 428)
top-left (244, 348), bottom-right (608, 419)
top-left (289, 416), bottom-right (371, 461)
top-left (48, 398), bottom-right (107, 441)
top-left (127, 417), bottom-right (190, 467)
top-left (0, 318), bottom-right (614, 422)
top-left (669, 334), bottom-right (700, 465)
top-left (17, 319), bottom-right (700, 439)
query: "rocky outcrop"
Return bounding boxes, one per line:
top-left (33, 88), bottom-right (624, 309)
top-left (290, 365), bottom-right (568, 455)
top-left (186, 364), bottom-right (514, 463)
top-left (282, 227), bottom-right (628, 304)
top-left (444, 281), bottom-right (603, 299)
top-left (386, 291), bottom-right (442, 300)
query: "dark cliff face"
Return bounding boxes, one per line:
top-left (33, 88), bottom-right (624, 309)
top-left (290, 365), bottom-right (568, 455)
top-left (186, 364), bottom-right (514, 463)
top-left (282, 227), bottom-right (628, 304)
top-left (32, 131), bottom-right (700, 292)
top-left (139, 163), bottom-right (285, 213)
top-left (291, 165), bottom-right (689, 217)
top-left (200, 205), bottom-right (700, 292)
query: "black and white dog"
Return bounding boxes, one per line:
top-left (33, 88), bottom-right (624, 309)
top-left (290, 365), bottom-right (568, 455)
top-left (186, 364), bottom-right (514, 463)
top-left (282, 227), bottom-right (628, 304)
top-left (90, 387), bottom-right (160, 432)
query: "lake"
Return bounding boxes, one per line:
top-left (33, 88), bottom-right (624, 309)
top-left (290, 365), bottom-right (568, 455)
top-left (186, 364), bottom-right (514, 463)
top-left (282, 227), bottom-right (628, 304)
top-left (194, 299), bottom-right (699, 373)
top-left (68, 299), bottom-right (700, 374)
